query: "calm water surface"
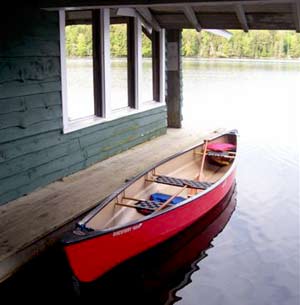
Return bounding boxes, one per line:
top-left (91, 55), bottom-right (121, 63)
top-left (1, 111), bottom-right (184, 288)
top-left (2, 59), bottom-right (299, 304)
top-left (180, 59), bottom-right (300, 305)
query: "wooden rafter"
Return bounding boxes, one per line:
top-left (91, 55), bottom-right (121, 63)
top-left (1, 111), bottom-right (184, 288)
top-left (293, 1), bottom-right (300, 32)
top-left (136, 7), bottom-right (161, 31)
top-left (235, 3), bottom-right (249, 32)
top-left (183, 5), bottom-right (202, 32)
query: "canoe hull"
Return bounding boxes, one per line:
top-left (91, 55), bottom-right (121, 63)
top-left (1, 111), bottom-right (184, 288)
top-left (64, 167), bottom-right (236, 283)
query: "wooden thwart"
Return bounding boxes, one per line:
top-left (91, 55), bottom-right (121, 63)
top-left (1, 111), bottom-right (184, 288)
top-left (148, 175), bottom-right (212, 189)
top-left (195, 151), bottom-right (236, 159)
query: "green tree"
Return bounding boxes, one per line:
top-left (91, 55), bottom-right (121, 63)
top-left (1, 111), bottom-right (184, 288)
top-left (65, 25), bottom-right (300, 59)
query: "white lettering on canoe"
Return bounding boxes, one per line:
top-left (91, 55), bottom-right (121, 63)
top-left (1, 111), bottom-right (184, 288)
top-left (113, 223), bottom-right (143, 237)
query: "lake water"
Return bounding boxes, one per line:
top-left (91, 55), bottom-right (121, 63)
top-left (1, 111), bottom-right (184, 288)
top-left (1, 59), bottom-right (299, 304)
top-left (180, 59), bottom-right (300, 305)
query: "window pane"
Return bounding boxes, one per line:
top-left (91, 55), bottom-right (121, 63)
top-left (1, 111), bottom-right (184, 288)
top-left (141, 32), bottom-right (153, 102)
top-left (65, 24), bottom-right (94, 120)
top-left (110, 24), bottom-right (128, 111)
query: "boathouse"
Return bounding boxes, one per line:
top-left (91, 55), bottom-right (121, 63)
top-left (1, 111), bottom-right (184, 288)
top-left (0, 0), bottom-right (299, 283)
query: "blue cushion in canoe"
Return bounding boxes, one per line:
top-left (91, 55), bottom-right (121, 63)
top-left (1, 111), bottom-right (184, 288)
top-left (150, 193), bottom-right (185, 205)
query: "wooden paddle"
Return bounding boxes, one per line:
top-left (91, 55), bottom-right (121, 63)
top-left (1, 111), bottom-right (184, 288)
top-left (154, 185), bottom-right (188, 213)
top-left (188, 139), bottom-right (209, 197)
top-left (196, 139), bottom-right (209, 182)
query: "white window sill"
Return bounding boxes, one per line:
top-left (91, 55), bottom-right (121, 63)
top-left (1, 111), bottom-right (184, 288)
top-left (63, 101), bottom-right (165, 134)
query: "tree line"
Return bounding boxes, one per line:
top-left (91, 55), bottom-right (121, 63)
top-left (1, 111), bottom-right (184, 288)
top-left (66, 24), bottom-right (300, 59)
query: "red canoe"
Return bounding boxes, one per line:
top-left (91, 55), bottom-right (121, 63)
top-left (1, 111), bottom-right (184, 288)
top-left (62, 129), bottom-right (238, 283)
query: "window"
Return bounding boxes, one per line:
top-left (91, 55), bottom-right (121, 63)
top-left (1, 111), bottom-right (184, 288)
top-left (141, 30), bottom-right (153, 102)
top-left (110, 22), bottom-right (129, 111)
top-left (65, 23), bottom-right (94, 120)
top-left (59, 9), bottom-right (165, 133)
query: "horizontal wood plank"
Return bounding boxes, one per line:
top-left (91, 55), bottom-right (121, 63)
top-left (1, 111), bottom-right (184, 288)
top-left (0, 81), bottom-right (61, 99)
top-left (0, 130), bottom-right (63, 163)
top-left (0, 105), bottom-right (62, 130)
top-left (0, 118), bottom-right (62, 144)
top-left (0, 57), bottom-right (60, 85)
top-left (0, 139), bottom-right (80, 180)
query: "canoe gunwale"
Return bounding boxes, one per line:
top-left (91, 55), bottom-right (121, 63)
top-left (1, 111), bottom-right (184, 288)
top-left (63, 129), bottom-right (238, 245)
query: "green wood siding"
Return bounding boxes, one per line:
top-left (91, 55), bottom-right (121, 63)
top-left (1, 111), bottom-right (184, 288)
top-left (0, 9), bottom-right (167, 205)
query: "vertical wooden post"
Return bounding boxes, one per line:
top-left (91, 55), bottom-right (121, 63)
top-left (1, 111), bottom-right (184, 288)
top-left (127, 17), bottom-right (136, 108)
top-left (152, 30), bottom-right (160, 102)
top-left (166, 29), bottom-right (182, 128)
top-left (59, 10), bottom-right (69, 132)
top-left (92, 9), bottom-right (111, 118)
top-left (134, 16), bottom-right (142, 110)
top-left (159, 29), bottom-right (166, 104)
top-left (92, 10), bottom-right (103, 117)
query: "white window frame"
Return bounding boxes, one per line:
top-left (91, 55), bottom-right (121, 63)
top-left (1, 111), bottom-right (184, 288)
top-left (59, 9), bottom-right (165, 134)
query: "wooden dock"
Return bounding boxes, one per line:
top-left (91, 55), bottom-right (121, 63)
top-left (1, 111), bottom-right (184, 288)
top-left (0, 127), bottom-right (222, 283)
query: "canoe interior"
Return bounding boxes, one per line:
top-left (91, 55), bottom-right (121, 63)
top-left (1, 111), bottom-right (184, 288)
top-left (85, 133), bottom-right (236, 231)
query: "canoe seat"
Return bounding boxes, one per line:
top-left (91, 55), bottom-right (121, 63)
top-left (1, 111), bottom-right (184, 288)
top-left (135, 200), bottom-right (171, 215)
top-left (154, 175), bottom-right (212, 190)
top-left (135, 194), bottom-right (185, 215)
top-left (207, 151), bottom-right (234, 158)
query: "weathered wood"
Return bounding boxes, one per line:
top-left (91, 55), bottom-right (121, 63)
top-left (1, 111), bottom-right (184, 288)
top-left (155, 11), bottom-right (295, 29)
top-left (0, 105), bottom-right (62, 130)
top-left (0, 150), bottom-right (85, 197)
top-left (235, 4), bottom-right (249, 32)
top-left (0, 97), bottom-right (26, 114)
top-left (136, 7), bottom-right (162, 31)
top-left (166, 29), bottom-right (182, 128)
top-left (85, 118), bottom-right (167, 158)
top-left (0, 105), bottom-right (167, 204)
top-left (127, 17), bottom-right (136, 108)
top-left (0, 41), bottom-right (60, 58)
top-left (0, 130), bottom-right (63, 163)
top-left (247, 12), bottom-right (294, 29)
top-left (40, 0), bottom-right (296, 10)
top-left (182, 5), bottom-right (202, 31)
top-left (0, 6), bottom-right (167, 209)
top-left (0, 81), bottom-right (61, 100)
top-left (65, 105), bottom-right (166, 141)
top-left (152, 30), bottom-right (161, 102)
top-left (293, 2), bottom-right (300, 32)
top-left (0, 57), bottom-right (60, 85)
top-left (0, 139), bottom-right (80, 180)
top-left (85, 127), bottom-right (166, 167)
top-left (156, 13), bottom-right (241, 29)
top-left (92, 10), bottom-right (102, 117)
top-left (0, 118), bottom-right (62, 144)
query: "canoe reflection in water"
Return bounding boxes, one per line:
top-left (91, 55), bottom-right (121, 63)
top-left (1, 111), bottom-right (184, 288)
top-left (79, 184), bottom-right (237, 303)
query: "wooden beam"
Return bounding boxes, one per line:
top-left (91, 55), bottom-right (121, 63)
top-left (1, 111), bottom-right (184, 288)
top-left (127, 18), bottom-right (137, 108)
top-left (92, 10), bottom-right (103, 117)
top-left (152, 31), bottom-right (161, 101)
top-left (293, 1), bottom-right (300, 32)
top-left (92, 9), bottom-right (111, 118)
top-left (183, 5), bottom-right (201, 32)
top-left (136, 7), bottom-right (161, 32)
top-left (43, 1), bottom-right (297, 11)
top-left (235, 4), bottom-right (249, 32)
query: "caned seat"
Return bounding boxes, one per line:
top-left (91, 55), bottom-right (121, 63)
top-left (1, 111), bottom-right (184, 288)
top-left (154, 175), bottom-right (212, 190)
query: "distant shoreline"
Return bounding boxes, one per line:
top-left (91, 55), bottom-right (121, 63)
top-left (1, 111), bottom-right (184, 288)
top-left (182, 57), bottom-right (300, 64)
top-left (67, 57), bottom-right (300, 64)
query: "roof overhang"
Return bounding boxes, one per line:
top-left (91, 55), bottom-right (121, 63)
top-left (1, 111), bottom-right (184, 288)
top-left (41, 0), bottom-right (300, 32)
